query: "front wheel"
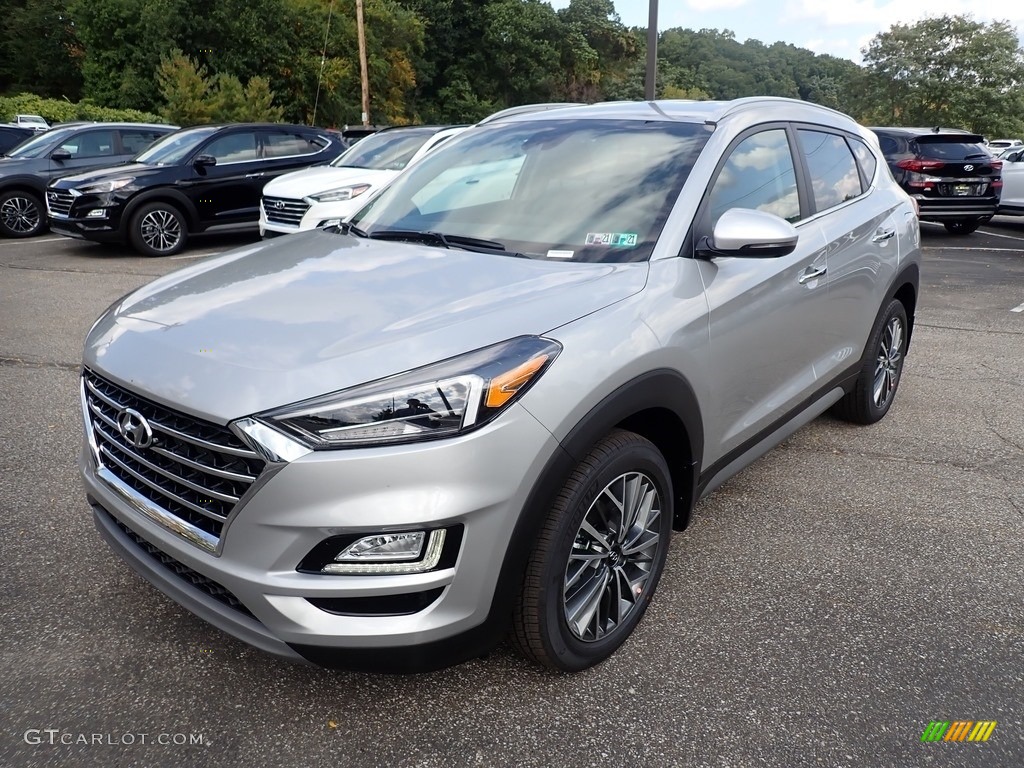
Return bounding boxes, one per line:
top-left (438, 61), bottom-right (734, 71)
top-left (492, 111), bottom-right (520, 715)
top-left (129, 202), bottom-right (188, 257)
top-left (0, 190), bottom-right (45, 238)
top-left (513, 430), bottom-right (674, 672)
top-left (943, 218), bottom-right (982, 235)
top-left (831, 299), bottom-right (908, 424)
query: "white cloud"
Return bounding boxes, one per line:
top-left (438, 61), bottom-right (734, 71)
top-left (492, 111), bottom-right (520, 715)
top-left (788, 0), bottom-right (1024, 29)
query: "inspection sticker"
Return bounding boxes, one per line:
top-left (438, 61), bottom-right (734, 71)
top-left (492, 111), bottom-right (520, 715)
top-left (586, 232), bottom-right (638, 247)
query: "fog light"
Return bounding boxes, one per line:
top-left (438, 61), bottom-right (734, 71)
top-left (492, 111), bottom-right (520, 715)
top-left (322, 529), bottom-right (447, 574)
top-left (85, 209), bottom-right (107, 218)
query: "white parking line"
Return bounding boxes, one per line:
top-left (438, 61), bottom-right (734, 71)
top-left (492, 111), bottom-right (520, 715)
top-left (922, 247), bottom-right (1023, 252)
top-left (3, 236), bottom-right (66, 245)
top-left (978, 229), bottom-right (1024, 242)
top-left (1011, 302), bottom-right (1024, 313)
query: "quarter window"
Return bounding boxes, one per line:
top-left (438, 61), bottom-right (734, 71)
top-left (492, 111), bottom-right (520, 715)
top-left (708, 129), bottom-right (800, 224)
top-left (848, 138), bottom-right (878, 187)
top-left (798, 129), bottom-right (863, 212)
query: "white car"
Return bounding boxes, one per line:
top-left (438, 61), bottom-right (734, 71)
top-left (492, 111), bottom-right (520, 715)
top-left (997, 146), bottom-right (1024, 215)
top-left (10, 114), bottom-right (49, 132)
top-left (260, 125), bottom-right (467, 236)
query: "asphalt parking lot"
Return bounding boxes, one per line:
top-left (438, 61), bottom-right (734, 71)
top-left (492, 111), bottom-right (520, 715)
top-left (1, 219), bottom-right (1022, 768)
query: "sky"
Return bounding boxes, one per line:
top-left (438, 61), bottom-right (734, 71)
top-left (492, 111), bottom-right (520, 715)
top-left (546, 0), bottom-right (1024, 63)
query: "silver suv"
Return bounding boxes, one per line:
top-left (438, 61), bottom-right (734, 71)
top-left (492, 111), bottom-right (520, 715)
top-left (79, 99), bottom-right (920, 672)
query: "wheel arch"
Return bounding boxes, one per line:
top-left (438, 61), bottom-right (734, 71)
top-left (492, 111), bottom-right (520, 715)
top-left (123, 189), bottom-right (199, 231)
top-left (889, 262), bottom-right (919, 350)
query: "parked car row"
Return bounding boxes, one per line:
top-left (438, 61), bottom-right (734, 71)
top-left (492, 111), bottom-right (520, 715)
top-left (3, 111), bottom-right (1021, 255)
top-left (46, 123), bottom-right (347, 256)
top-left (0, 122), bottom-right (176, 238)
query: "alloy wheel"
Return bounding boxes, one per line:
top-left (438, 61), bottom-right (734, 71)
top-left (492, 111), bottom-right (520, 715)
top-left (873, 316), bottom-right (904, 408)
top-left (139, 209), bottom-right (182, 253)
top-left (0, 195), bottom-right (40, 234)
top-left (563, 471), bottom-right (662, 642)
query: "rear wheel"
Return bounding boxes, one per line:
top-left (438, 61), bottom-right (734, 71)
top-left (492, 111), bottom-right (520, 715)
top-left (129, 202), bottom-right (188, 257)
top-left (0, 189), bottom-right (44, 238)
top-left (943, 218), bottom-right (982, 235)
top-left (831, 299), bottom-right (908, 425)
top-left (513, 430), bottom-right (674, 672)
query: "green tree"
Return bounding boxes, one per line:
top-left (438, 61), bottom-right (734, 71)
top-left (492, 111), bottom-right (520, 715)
top-left (0, 0), bottom-right (82, 99)
top-left (240, 76), bottom-right (285, 122)
top-left (854, 15), bottom-right (1024, 136)
top-left (156, 50), bottom-right (216, 126)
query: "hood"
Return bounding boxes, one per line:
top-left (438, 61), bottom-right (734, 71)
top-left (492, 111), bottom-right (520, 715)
top-left (52, 162), bottom-right (159, 188)
top-left (263, 166), bottom-right (397, 199)
top-left (85, 231), bottom-right (648, 422)
top-left (0, 156), bottom-right (44, 173)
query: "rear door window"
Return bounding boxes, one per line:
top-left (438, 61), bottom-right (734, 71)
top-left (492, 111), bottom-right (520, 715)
top-left (262, 130), bottom-right (328, 159)
top-left (797, 129), bottom-right (863, 212)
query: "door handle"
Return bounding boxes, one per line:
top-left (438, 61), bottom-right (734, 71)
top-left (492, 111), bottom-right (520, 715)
top-left (872, 228), bottom-right (896, 243)
top-left (245, 172), bottom-right (264, 178)
top-left (798, 265), bottom-right (827, 284)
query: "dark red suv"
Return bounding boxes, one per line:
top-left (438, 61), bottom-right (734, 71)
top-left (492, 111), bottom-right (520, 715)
top-left (871, 127), bottom-right (1001, 234)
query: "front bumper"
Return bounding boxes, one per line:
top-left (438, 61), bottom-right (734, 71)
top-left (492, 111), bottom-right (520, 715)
top-left (260, 198), bottom-right (361, 236)
top-left (81, 400), bottom-right (560, 668)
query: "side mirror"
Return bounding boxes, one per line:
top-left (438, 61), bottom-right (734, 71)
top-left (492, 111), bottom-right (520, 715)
top-left (50, 150), bottom-right (72, 161)
top-left (697, 208), bottom-right (799, 259)
top-left (1009, 151), bottom-right (1023, 163)
top-left (193, 154), bottom-right (217, 168)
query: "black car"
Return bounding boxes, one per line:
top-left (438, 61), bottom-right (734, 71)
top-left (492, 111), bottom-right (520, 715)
top-left (0, 125), bottom-right (35, 154)
top-left (0, 122), bottom-right (174, 238)
top-left (47, 123), bottom-right (347, 256)
top-left (870, 127), bottom-right (1002, 234)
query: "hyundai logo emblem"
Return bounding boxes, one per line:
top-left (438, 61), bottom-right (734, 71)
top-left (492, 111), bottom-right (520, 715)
top-left (963, 164), bottom-right (974, 171)
top-left (117, 408), bottom-right (153, 449)
top-left (274, 200), bottom-right (286, 210)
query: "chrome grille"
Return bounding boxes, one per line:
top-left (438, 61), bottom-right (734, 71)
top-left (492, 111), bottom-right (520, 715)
top-left (262, 196), bottom-right (309, 226)
top-left (46, 189), bottom-right (75, 217)
top-left (83, 370), bottom-right (265, 544)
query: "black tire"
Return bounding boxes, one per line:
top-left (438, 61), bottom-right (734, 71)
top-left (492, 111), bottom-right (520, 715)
top-left (513, 429), bottom-right (674, 672)
top-left (943, 218), bottom-right (982, 235)
top-left (0, 189), bottom-right (45, 238)
top-left (129, 202), bottom-right (188, 257)
top-left (831, 299), bottom-right (908, 425)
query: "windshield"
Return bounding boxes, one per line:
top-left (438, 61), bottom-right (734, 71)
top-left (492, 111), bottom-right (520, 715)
top-left (351, 119), bottom-right (710, 263)
top-left (5, 127), bottom-right (78, 158)
top-left (135, 126), bottom-right (220, 165)
top-left (330, 130), bottom-right (436, 171)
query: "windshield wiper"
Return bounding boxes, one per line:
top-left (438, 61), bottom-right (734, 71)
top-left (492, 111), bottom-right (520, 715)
top-left (367, 229), bottom-right (529, 257)
top-left (327, 221), bottom-right (369, 237)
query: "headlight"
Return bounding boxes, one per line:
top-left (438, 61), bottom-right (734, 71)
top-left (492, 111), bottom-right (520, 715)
top-left (308, 183), bottom-right (372, 203)
top-left (258, 336), bottom-right (561, 448)
top-left (78, 178), bottom-right (134, 194)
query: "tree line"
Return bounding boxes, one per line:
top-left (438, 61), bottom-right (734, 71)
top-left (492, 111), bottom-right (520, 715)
top-left (0, 0), bottom-right (1022, 137)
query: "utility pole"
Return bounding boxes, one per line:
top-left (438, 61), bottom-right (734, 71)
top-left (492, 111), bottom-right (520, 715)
top-left (645, 0), bottom-right (658, 100)
top-left (356, 0), bottom-right (370, 127)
